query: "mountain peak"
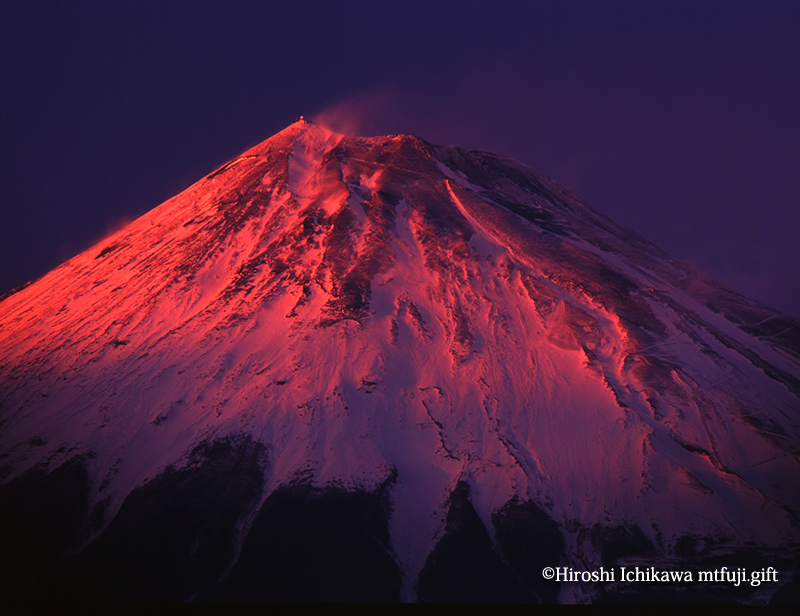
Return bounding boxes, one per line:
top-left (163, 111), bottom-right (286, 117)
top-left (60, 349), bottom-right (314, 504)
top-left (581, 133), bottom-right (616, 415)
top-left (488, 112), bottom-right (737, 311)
top-left (1, 122), bottom-right (798, 602)
top-left (285, 114), bottom-right (337, 136)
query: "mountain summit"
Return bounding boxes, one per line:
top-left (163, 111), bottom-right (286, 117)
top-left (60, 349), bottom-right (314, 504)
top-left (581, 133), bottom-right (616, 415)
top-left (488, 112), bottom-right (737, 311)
top-left (1, 120), bottom-right (798, 602)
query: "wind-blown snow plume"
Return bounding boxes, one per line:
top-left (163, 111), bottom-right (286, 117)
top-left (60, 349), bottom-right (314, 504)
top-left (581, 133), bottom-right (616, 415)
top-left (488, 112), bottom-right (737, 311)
top-left (311, 85), bottom-right (410, 137)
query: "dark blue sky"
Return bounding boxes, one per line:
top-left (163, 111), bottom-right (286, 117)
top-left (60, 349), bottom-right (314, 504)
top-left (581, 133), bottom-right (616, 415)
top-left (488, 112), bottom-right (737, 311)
top-left (3, 1), bottom-right (799, 316)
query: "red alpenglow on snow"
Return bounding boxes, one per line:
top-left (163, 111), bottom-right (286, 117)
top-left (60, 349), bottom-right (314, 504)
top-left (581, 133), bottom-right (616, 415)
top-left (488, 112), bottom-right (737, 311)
top-left (1, 120), bottom-right (798, 603)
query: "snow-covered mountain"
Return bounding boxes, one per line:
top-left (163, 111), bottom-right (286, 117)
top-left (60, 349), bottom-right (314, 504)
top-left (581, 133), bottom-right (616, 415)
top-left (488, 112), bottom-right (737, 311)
top-left (1, 119), bottom-right (798, 602)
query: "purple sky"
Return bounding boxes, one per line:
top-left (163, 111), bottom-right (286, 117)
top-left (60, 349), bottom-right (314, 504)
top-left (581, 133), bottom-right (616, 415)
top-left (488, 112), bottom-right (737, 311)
top-left (3, 1), bottom-right (799, 317)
